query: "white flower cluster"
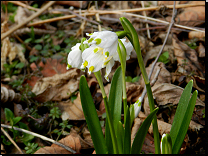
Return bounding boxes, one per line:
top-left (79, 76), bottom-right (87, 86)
top-left (67, 31), bottom-right (133, 81)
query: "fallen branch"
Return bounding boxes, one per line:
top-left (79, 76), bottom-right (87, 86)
top-left (1, 1), bottom-right (56, 40)
top-left (1, 124), bottom-right (77, 154)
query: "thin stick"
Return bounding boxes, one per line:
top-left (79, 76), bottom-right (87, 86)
top-left (1, 127), bottom-right (24, 154)
top-left (1, 1), bottom-right (56, 40)
top-left (88, 3), bottom-right (204, 14)
top-left (1, 124), bottom-right (77, 154)
top-left (8, 1), bottom-right (39, 11)
top-left (51, 9), bottom-right (101, 25)
top-left (27, 10), bottom-right (204, 33)
top-left (141, 1), bottom-right (151, 39)
top-left (140, 2), bottom-right (177, 104)
top-left (120, 12), bottom-right (204, 32)
top-left (27, 13), bottom-right (96, 27)
top-left (148, 1), bottom-right (176, 80)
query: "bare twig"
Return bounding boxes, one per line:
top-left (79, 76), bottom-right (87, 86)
top-left (140, 1), bottom-right (177, 104)
top-left (141, 1), bottom-right (151, 39)
top-left (8, 1), bottom-right (39, 11)
top-left (1, 124), bottom-right (77, 154)
top-left (50, 9), bottom-right (101, 25)
top-left (88, 3), bottom-right (204, 14)
top-left (1, 127), bottom-right (24, 154)
top-left (28, 10), bottom-right (204, 33)
top-left (1, 1), bottom-right (56, 40)
top-left (119, 12), bottom-right (204, 32)
top-left (148, 1), bottom-right (176, 80)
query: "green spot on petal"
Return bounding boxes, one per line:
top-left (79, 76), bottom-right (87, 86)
top-left (88, 38), bottom-right (94, 43)
top-left (94, 48), bottom-right (99, 53)
top-left (95, 38), bottom-right (101, 45)
top-left (89, 66), bottom-right (94, 72)
top-left (67, 64), bottom-right (72, 69)
top-left (83, 60), bottom-right (88, 67)
top-left (105, 51), bottom-right (109, 57)
top-left (104, 60), bottom-right (110, 66)
top-left (88, 33), bottom-right (93, 35)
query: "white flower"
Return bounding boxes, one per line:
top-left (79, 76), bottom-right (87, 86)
top-left (112, 38), bottom-right (133, 62)
top-left (81, 45), bottom-right (106, 74)
top-left (133, 97), bottom-right (142, 118)
top-left (66, 43), bottom-right (82, 69)
top-left (83, 31), bottom-right (118, 57)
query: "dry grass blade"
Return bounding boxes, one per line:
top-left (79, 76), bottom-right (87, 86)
top-left (1, 127), bottom-right (24, 154)
top-left (1, 124), bottom-right (77, 154)
top-left (1, 1), bottom-right (56, 40)
top-left (8, 1), bottom-right (39, 11)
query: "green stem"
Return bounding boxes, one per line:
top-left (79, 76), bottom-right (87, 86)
top-left (146, 83), bottom-right (160, 154)
top-left (117, 39), bottom-right (127, 124)
top-left (94, 71), bottom-right (119, 153)
top-left (119, 17), bottom-right (160, 154)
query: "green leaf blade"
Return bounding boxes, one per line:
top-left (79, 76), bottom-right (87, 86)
top-left (123, 106), bottom-right (131, 154)
top-left (171, 89), bottom-right (198, 154)
top-left (105, 66), bottom-right (122, 153)
top-left (79, 75), bottom-right (108, 154)
top-left (170, 80), bottom-right (194, 153)
top-left (131, 108), bottom-right (159, 154)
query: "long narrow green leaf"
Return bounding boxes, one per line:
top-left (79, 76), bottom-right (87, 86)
top-left (170, 80), bottom-right (193, 153)
top-left (117, 121), bottom-right (124, 154)
top-left (124, 106), bottom-right (131, 154)
top-left (79, 75), bottom-right (108, 154)
top-left (131, 108), bottom-right (159, 154)
top-left (106, 66), bottom-right (122, 153)
top-left (171, 90), bottom-right (198, 154)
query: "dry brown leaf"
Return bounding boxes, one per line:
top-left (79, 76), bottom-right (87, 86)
top-left (126, 82), bottom-right (143, 103)
top-left (32, 69), bottom-right (80, 102)
top-left (35, 130), bottom-right (81, 154)
top-left (14, 6), bottom-right (34, 24)
top-left (1, 37), bottom-right (28, 70)
top-left (55, 1), bottom-right (88, 8)
top-left (59, 93), bottom-right (84, 120)
top-left (172, 35), bottom-right (204, 77)
top-left (188, 31), bottom-right (205, 39)
top-left (143, 83), bottom-right (205, 115)
top-left (175, 1), bottom-right (205, 27)
top-left (197, 42), bottom-right (205, 58)
top-left (139, 62), bottom-right (171, 89)
top-left (143, 45), bottom-right (174, 67)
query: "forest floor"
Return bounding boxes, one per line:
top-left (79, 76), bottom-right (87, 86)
top-left (1, 1), bottom-right (205, 154)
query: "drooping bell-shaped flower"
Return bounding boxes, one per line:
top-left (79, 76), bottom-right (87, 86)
top-left (83, 31), bottom-right (118, 57)
top-left (113, 38), bottom-right (133, 62)
top-left (81, 45), bottom-right (106, 74)
top-left (133, 97), bottom-right (142, 118)
top-left (66, 43), bottom-right (82, 69)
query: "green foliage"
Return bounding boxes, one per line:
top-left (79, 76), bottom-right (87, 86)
top-left (131, 108), bottom-right (159, 154)
top-left (2, 60), bottom-right (25, 78)
top-left (184, 38), bottom-right (198, 49)
top-left (2, 2), bottom-right (18, 13)
top-left (157, 51), bottom-right (170, 64)
top-left (106, 67), bottom-right (122, 153)
top-left (79, 75), bottom-right (108, 154)
top-left (3, 108), bottom-right (34, 145)
top-left (202, 109), bottom-right (205, 118)
top-left (49, 107), bottom-right (61, 120)
top-left (25, 142), bottom-right (40, 154)
top-left (125, 76), bottom-right (140, 83)
top-left (170, 80), bottom-right (198, 154)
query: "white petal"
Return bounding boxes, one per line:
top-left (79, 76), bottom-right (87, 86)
top-left (67, 43), bottom-right (82, 68)
top-left (104, 58), bottom-right (115, 81)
